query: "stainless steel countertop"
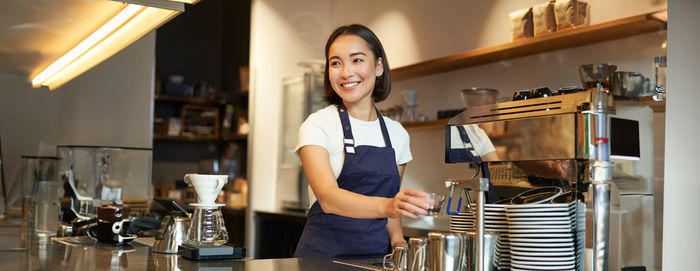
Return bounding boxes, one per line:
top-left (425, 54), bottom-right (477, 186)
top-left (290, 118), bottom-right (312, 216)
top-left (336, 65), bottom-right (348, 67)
top-left (0, 220), bottom-right (370, 271)
top-left (0, 238), bottom-right (371, 271)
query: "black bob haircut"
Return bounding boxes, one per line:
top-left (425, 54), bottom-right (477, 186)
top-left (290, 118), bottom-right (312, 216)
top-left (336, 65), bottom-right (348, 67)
top-left (323, 24), bottom-right (392, 105)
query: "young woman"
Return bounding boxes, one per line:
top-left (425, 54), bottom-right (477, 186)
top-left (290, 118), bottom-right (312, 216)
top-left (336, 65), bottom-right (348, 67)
top-left (293, 24), bottom-right (431, 257)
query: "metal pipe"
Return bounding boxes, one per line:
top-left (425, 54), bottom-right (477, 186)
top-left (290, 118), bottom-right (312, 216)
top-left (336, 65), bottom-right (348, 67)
top-left (476, 188), bottom-right (485, 271)
top-left (592, 181), bottom-right (611, 271)
top-left (475, 177), bottom-right (489, 271)
top-left (588, 89), bottom-right (613, 271)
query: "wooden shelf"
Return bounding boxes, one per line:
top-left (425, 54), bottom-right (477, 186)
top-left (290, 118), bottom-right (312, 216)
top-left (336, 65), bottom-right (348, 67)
top-left (154, 94), bottom-right (227, 105)
top-left (615, 99), bottom-right (666, 113)
top-left (392, 11), bottom-right (666, 81)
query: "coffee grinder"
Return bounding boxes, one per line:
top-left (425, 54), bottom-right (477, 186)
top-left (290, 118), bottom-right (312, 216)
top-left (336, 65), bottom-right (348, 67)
top-left (178, 174), bottom-right (245, 260)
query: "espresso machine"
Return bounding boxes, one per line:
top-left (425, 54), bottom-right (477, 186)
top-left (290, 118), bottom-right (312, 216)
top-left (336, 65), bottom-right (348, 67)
top-left (445, 80), bottom-right (645, 271)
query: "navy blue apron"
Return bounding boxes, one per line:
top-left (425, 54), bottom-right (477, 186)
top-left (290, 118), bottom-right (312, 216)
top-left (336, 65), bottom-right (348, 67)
top-left (294, 105), bottom-right (401, 257)
top-left (456, 126), bottom-right (499, 203)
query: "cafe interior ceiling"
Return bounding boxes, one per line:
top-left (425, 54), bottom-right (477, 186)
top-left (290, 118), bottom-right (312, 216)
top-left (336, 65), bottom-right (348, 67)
top-left (0, 0), bottom-right (127, 80)
top-left (0, 0), bottom-right (194, 88)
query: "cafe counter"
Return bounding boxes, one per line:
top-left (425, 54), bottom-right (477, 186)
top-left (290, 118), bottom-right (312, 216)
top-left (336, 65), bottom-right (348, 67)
top-left (0, 235), bottom-right (381, 271)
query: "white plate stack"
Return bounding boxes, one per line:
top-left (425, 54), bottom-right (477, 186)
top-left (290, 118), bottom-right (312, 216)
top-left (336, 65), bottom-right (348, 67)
top-left (505, 201), bottom-right (585, 271)
top-left (448, 201), bottom-right (585, 271)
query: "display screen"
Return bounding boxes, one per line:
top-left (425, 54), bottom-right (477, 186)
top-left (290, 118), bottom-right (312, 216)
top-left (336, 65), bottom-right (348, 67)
top-left (610, 117), bottom-right (641, 159)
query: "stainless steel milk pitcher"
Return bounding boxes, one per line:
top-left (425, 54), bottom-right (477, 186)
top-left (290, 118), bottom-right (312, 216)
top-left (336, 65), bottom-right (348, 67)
top-left (408, 237), bottom-right (427, 271)
top-left (427, 232), bottom-right (466, 271)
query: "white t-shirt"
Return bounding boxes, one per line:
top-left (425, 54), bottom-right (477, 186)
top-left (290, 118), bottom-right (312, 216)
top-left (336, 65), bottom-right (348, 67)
top-left (295, 104), bottom-right (413, 179)
top-left (448, 125), bottom-right (496, 156)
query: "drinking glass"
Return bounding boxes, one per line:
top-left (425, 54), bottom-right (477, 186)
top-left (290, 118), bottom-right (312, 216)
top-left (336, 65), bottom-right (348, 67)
top-left (425, 193), bottom-right (445, 217)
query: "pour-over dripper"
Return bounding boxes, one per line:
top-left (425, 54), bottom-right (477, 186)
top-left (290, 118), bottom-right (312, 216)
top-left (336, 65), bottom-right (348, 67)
top-left (401, 90), bottom-right (420, 122)
top-left (401, 90), bottom-right (419, 106)
top-left (184, 174), bottom-right (229, 247)
top-left (184, 174), bottom-right (227, 205)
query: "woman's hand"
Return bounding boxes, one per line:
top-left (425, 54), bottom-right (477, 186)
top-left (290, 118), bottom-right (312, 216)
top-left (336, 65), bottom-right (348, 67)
top-left (391, 237), bottom-right (408, 249)
top-left (384, 189), bottom-right (431, 219)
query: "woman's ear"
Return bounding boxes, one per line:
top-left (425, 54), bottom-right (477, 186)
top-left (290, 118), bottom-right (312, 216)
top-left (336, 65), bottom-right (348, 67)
top-left (375, 57), bottom-right (384, 77)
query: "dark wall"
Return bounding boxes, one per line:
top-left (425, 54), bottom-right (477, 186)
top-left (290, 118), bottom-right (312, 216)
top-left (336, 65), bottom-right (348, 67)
top-left (153, 0), bottom-right (251, 172)
top-left (222, 0), bottom-right (251, 101)
top-left (156, 0), bottom-right (251, 99)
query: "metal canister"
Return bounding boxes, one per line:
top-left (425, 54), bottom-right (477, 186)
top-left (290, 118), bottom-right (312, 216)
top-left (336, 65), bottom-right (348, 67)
top-left (427, 232), bottom-right (465, 271)
top-left (408, 237), bottom-right (427, 271)
top-left (394, 246), bottom-right (408, 270)
top-left (384, 246), bottom-right (408, 270)
top-left (465, 231), bottom-right (500, 271)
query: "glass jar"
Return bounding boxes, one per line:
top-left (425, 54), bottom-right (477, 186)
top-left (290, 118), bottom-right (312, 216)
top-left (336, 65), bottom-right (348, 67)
top-left (21, 156), bottom-right (61, 237)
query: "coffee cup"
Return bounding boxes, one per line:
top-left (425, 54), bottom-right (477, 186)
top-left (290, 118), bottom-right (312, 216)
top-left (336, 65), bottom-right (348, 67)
top-left (94, 201), bottom-right (133, 244)
top-left (95, 219), bottom-right (130, 243)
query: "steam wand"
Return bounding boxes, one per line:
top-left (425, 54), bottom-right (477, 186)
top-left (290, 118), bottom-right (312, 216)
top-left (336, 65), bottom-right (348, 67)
top-left (445, 176), bottom-right (489, 271)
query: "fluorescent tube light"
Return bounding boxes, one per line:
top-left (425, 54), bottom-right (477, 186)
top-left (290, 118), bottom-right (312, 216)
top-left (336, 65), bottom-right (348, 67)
top-left (165, 0), bottom-right (200, 3)
top-left (31, 1), bottom-right (183, 90)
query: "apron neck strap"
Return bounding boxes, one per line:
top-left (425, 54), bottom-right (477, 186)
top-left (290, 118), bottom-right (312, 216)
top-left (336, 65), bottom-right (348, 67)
top-left (337, 104), bottom-right (393, 154)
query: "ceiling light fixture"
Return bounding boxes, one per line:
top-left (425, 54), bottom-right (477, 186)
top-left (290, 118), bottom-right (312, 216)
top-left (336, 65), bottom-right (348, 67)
top-left (165, 0), bottom-right (200, 3)
top-left (31, 0), bottom-right (187, 90)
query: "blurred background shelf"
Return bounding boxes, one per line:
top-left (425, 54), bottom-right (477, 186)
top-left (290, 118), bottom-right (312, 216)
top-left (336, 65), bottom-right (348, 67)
top-left (154, 134), bottom-right (248, 142)
top-left (222, 134), bottom-right (248, 141)
top-left (154, 94), bottom-right (227, 105)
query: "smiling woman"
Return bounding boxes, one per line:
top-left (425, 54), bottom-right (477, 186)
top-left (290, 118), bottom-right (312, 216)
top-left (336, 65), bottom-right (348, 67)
top-left (293, 24), bottom-right (431, 258)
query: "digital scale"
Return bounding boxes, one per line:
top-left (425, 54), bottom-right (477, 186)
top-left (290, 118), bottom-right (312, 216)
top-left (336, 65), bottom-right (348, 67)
top-left (179, 244), bottom-right (246, 261)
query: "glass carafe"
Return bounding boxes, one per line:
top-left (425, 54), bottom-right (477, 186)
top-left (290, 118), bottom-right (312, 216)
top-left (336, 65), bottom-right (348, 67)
top-left (21, 156), bottom-right (61, 237)
top-left (185, 206), bottom-right (228, 247)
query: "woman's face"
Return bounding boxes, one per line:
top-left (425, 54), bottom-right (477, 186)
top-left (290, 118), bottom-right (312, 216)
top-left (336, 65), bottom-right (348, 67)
top-left (327, 34), bottom-right (384, 106)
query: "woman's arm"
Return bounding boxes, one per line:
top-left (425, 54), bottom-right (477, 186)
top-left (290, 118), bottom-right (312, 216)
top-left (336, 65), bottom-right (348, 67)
top-left (387, 164), bottom-right (408, 248)
top-left (299, 145), bottom-right (429, 219)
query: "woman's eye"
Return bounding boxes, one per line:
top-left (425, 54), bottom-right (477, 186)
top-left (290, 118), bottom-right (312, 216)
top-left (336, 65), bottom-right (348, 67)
top-left (330, 61), bottom-right (341, 66)
top-left (352, 58), bottom-right (364, 63)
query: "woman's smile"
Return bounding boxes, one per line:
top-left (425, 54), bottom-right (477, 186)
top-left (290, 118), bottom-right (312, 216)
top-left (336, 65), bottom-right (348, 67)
top-left (340, 81), bottom-right (360, 90)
